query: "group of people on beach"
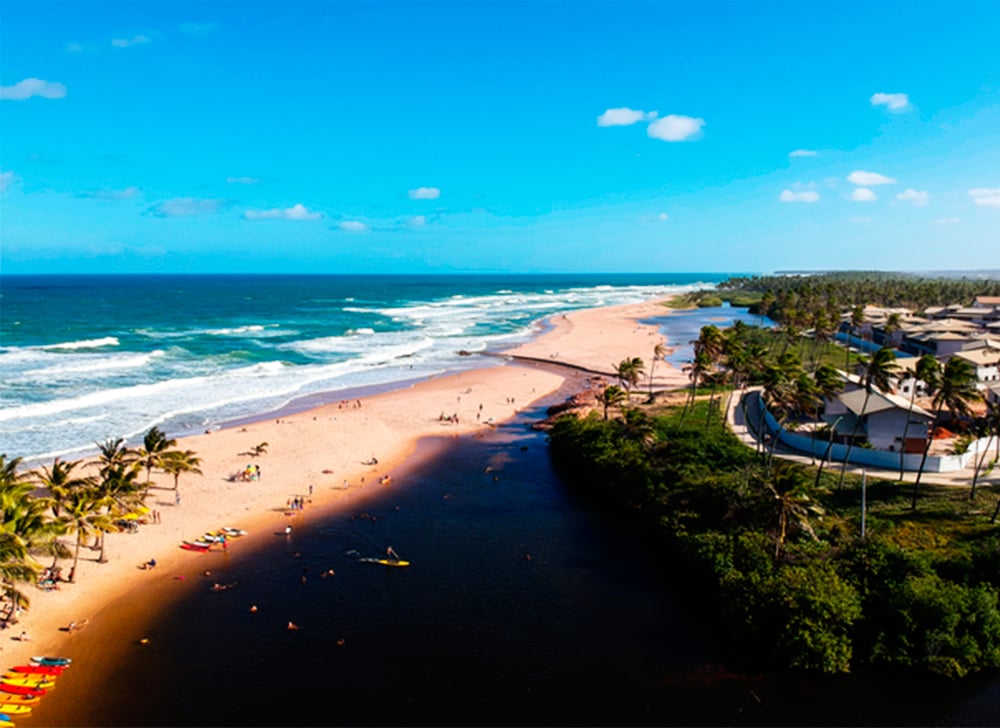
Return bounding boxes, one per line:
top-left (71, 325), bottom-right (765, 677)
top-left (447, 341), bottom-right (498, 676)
top-left (239, 464), bottom-right (262, 482)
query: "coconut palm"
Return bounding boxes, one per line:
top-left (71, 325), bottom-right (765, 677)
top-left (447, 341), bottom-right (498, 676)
top-left (95, 437), bottom-right (138, 475)
top-left (0, 530), bottom-right (40, 621)
top-left (970, 402), bottom-right (1000, 501)
top-left (161, 449), bottom-right (203, 495)
top-left (614, 357), bottom-right (645, 396)
top-left (59, 487), bottom-right (117, 582)
top-left (647, 342), bottom-right (667, 401)
top-left (92, 463), bottom-right (144, 563)
top-left (597, 385), bottom-right (627, 421)
top-left (616, 407), bottom-right (656, 447)
top-left (768, 463), bottom-right (822, 560)
top-left (837, 347), bottom-right (899, 489)
top-left (33, 458), bottom-right (94, 518)
top-left (898, 354), bottom-right (940, 480)
top-left (681, 349), bottom-right (711, 424)
top-left (912, 356), bottom-right (981, 509)
top-left (136, 426), bottom-right (177, 484)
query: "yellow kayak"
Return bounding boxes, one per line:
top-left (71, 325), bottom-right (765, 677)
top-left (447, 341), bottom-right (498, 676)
top-left (0, 696), bottom-right (39, 706)
top-left (0, 677), bottom-right (54, 689)
top-left (1, 674), bottom-right (53, 686)
top-left (358, 557), bottom-right (410, 567)
top-left (0, 703), bottom-right (31, 714)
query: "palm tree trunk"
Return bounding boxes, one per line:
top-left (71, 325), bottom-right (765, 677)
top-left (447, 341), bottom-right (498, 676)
top-left (899, 386), bottom-right (917, 480)
top-left (838, 390), bottom-right (872, 489)
top-left (970, 434), bottom-right (994, 501)
top-left (71, 531), bottom-right (83, 582)
top-left (912, 403), bottom-right (944, 510)
top-left (814, 426), bottom-right (838, 489)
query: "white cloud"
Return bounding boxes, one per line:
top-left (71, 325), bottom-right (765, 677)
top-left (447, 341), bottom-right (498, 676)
top-left (178, 22), bottom-right (218, 35)
top-left (597, 107), bottom-right (657, 127)
top-left (244, 203), bottom-right (321, 221)
top-left (226, 176), bottom-right (260, 185)
top-left (849, 216), bottom-right (873, 225)
top-left (870, 92), bottom-right (910, 111)
top-left (851, 188), bottom-right (877, 202)
top-left (339, 220), bottom-right (367, 232)
top-left (409, 215), bottom-right (427, 227)
top-left (408, 187), bottom-right (440, 200)
top-left (83, 186), bottom-right (141, 200)
top-left (779, 189), bottom-right (820, 203)
top-left (0, 78), bottom-right (67, 100)
top-left (111, 34), bottom-right (151, 48)
top-left (789, 149), bottom-right (818, 157)
top-left (0, 170), bottom-right (16, 193)
top-left (148, 198), bottom-right (226, 217)
top-left (935, 217), bottom-right (961, 225)
top-left (657, 212), bottom-right (669, 221)
top-left (847, 170), bottom-right (896, 186)
top-left (896, 188), bottom-right (929, 206)
top-left (647, 115), bottom-right (705, 142)
top-left (969, 188), bottom-right (1000, 208)
top-left (66, 42), bottom-right (85, 53)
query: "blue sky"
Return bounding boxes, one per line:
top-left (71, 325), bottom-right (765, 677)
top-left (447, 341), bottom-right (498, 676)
top-left (2, 1), bottom-right (999, 274)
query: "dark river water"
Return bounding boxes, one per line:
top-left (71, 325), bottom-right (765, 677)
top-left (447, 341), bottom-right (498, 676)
top-left (27, 315), bottom-right (1000, 726)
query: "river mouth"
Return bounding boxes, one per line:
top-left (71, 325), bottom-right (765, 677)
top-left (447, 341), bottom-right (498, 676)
top-left (30, 402), bottom-right (1000, 727)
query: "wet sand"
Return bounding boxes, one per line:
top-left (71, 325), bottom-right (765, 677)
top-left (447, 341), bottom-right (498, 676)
top-left (8, 297), bottom-right (686, 722)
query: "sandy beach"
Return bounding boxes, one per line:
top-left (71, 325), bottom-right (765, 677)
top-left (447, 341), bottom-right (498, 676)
top-left (5, 297), bottom-right (687, 708)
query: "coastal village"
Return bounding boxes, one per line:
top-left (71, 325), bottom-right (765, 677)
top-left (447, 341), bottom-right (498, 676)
top-left (3, 278), bottom-right (1000, 722)
top-left (784, 293), bottom-right (1000, 469)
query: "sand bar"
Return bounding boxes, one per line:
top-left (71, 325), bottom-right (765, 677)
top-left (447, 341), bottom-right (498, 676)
top-left (5, 297), bottom-right (685, 677)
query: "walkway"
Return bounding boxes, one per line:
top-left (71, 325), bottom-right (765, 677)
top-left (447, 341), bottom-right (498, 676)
top-left (726, 387), bottom-right (1000, 490)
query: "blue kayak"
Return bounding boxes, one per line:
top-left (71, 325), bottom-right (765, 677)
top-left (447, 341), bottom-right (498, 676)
top-left (30, 656), bottom-right (72, 666)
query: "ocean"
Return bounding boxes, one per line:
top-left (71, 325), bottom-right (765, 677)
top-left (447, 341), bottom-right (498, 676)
top-left (0, 273), bottom-right (727, 463)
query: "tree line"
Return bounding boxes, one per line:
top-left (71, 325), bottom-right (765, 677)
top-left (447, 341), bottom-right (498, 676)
top-left (0, 427), bottom-right (201, 621)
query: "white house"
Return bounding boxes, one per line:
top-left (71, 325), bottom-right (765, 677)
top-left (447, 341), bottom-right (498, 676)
top-left (824, 379), bottom-right (933, 453)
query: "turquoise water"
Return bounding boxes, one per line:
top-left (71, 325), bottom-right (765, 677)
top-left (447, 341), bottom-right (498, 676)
top-left (0, 273), bottom-right (728, 461)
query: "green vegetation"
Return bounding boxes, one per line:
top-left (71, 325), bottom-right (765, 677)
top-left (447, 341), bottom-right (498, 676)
top-left (549, 405), bottom-right (1000, 677)
top-left (0, 429), bottom-right (197, 615)
top-left (718, 271), bottom-right (1000, 312)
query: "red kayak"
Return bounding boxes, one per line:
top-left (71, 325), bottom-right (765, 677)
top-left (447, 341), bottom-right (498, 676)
top-left (11, 664), bottom-right (64, 676)
top-left (0, 682), bottom-right (47, 696)
top-left (181, 541), bottom-right (211, 552)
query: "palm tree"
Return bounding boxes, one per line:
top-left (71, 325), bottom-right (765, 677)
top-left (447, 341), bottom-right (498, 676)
top-left (33, 458), bottom-right (94, 518)
top-left (912, 356), bottom-right (981, 509)
top-left (616, 407), bottom-right (656, 447)
top-left (136, 426), bottom-right (177, 484)
top-left (768, 463), bottom-right (822, 560)
top-left (597, 385), bottom-right (627, 421)
top-left (681, 349), bottom-right (711, 424)
top-left (94, 437), bottom-right (139, 478)
top-left (614, 357), bottom-right (645, 397)
top-left (898, 354), bottom-right (940, 480)
top-left (695, 326), bottom-right (726, 428)
top-left (161, 449), bottom-right (203, 496)
top-left (92, 463), bottom-right (144, 563)
top-left (837, 347), bottom-right (899, 489)
top-left (970, 402), bottom-right (999, 500)
top-left (59, 487), bottom-right (117, 582)
top-left (0, 531), bottom-right (39, 622)
top-left (647, 342), bottom-right (667, 401)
